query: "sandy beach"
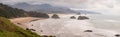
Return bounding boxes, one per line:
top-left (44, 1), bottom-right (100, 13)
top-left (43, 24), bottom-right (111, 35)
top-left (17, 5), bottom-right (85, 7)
top-left (25, 15), bottom-right (120, 37)
top-left (9, 17), bottom-right (45, 29)
top-left (9, 15), bottom-right (120, 37)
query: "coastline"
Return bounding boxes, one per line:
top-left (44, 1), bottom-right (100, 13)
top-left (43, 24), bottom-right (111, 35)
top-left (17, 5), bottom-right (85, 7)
top-left (9, 17), bottom-right (45, 29)
top-left (9, 16), bottom-right (120, 37)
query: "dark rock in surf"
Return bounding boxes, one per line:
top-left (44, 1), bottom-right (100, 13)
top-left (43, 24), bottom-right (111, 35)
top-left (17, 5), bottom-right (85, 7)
top-left (51, 14), bottom-right (60, 19)
top-left (78, 16), bottom-right (89, 20)
top-left (115, 34), bottom-right (120, 37)
top-left (42, 35), bottom-right (56, 37)
top-left (84, 30), bottom-right (93, 32)
top-left (70, 16), bottom-right (76, 19)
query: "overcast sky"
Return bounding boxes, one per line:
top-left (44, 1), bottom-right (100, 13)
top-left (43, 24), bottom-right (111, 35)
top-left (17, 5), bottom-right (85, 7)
top-left (1, 0), bottom-right (120, 15)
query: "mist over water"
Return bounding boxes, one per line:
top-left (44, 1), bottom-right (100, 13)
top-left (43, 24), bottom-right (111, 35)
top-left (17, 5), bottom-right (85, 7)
top-left (26, 14), bottom-right (120, 37)
top-left (1, 0), bottom-right (120, 37)
top-left (88, 14), bottom-right (120, 32)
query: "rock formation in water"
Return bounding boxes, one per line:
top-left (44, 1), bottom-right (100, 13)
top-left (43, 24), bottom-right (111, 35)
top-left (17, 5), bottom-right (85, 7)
top-left (115, 34), bottom-right (120, 37)
top-left (78, 16), bottom-right (89, 20)
top-left (51, 14), bottom-right (60, 19)
top-left (84, 30), bottom-right (93, 32)
top-left (70, 16), bottom-right (76, 19)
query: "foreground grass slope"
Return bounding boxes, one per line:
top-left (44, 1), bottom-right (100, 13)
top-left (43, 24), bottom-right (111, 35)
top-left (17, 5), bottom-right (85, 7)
top-left (0, 17), bottom-right (41, 37)
top-left (0, 3), bottom-right (54, 37)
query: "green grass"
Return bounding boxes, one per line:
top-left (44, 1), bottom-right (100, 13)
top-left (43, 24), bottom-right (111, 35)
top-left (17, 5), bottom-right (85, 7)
top-left (0, 17), bottom-right (41, 37)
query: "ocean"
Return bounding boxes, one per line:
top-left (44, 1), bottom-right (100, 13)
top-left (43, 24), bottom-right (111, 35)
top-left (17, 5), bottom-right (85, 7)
top-left (26, 14), bottom-right (120, 37)
top-left (88, 14), bottom-right (120, 32)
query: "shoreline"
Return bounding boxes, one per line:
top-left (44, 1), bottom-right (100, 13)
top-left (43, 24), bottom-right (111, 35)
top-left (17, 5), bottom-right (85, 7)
top-left (9, 16), bottom-right (120, 37)
top-left (9, 17), bottom-right (45, 29)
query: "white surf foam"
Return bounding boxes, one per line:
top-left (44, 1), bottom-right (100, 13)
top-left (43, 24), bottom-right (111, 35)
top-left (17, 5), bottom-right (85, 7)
top-left (26, 15), bottom-right (120, 37)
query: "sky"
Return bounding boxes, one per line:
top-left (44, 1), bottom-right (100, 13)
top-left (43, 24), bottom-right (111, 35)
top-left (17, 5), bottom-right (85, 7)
top-left (0, 0), bottom-right (120, 15)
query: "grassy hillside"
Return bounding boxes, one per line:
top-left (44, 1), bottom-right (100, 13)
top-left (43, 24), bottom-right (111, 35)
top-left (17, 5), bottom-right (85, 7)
top-left (0, 17), bottom-right (41, 37)
top-left (0, 3), bottom-right (55, 37)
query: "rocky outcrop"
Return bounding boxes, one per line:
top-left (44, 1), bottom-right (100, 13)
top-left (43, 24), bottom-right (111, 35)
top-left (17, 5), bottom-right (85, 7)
top-left (70, 16), bottom-right (76, 19)
top-left (115, 34), bottom-right (120, 37)
top-left (42, 35), bottom-right (56, 37)
top-left (78, 16), bottom-right (89, 20)
top-left (51, 14), bottom-right (60, 19)
top-left (84, 30), bottom-right (93, 32)
top-left (27, 11), bottom-right (49, 18)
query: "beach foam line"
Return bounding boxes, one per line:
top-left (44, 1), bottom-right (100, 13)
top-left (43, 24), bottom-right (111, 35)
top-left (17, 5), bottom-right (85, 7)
top-left (26, 15), bottom-right (120, 37)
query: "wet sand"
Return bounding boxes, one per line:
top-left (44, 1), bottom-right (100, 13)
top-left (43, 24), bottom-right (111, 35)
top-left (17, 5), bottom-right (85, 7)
top-left (9, 15), bottom-right (120, 37)
top-left (9, 17), bottom-right (44, 29)
top-left (26, 15), bottom-right (120, 37)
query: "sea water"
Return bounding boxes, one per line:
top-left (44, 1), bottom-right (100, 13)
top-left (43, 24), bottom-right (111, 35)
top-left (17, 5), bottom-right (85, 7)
top-left (26, 14), bottom-right (120, 37)
top-left (88, 14), bottom-right (120, 32)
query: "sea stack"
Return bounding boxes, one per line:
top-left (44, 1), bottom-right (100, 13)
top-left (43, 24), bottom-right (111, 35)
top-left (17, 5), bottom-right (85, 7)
top-left (70, 16), bottom-right (76, 19)
top-left (78, 16), bottom-right (89, 20)
top-left (115, 34), bottom-right (120, 37)
top-left (84, 30), bottom-right (93, 32)
top-left (51, 14), bottom-right (60, 19)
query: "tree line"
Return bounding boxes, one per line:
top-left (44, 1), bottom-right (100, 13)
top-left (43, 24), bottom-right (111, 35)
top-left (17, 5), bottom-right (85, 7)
top-left (0, 3), bottom-right (49, 18)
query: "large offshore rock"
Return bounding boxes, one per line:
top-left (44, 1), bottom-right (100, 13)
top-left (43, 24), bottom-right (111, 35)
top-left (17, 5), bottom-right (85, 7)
top-left (78, 16), bottom-right (89, 20)
top-left (70, 16), bottom-right (76, 19)
top-left (84, 30), bottom-right (93, 32)
top-left (115, 34), bottom-right (120, 37)
top-left (51, 14), bottom-right (60, 19)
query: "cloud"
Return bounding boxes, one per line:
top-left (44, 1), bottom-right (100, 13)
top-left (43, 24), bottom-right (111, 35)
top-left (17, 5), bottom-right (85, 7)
top-left (1, 0), bottom-right (120, 15)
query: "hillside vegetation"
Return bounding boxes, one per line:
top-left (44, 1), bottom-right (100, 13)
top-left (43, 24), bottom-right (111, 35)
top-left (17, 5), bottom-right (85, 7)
top-left (0, 17), bottom-right (41, 37)
top-left (0, 3), bottom-right (28, 18)
top-left (0, 3), bottom-right (49, 18)
top-left (0, 3), bottom-right (53, 37)
top-left (27, 11), bottom-right (49, 18)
